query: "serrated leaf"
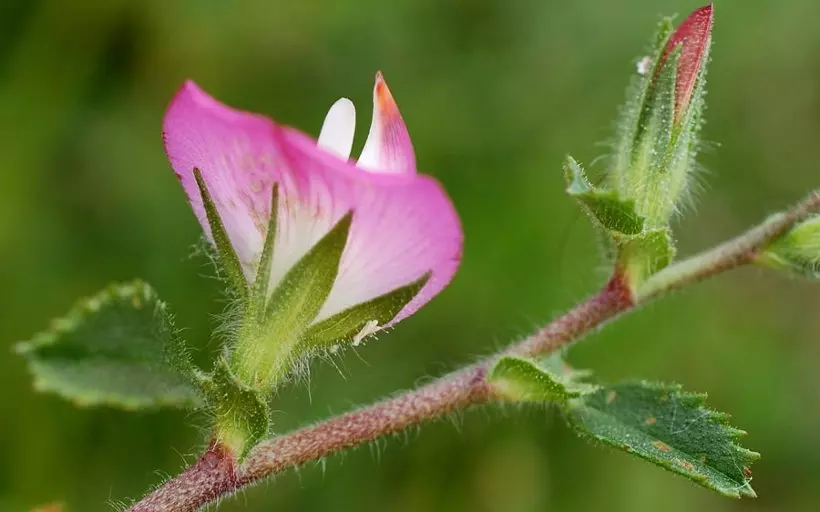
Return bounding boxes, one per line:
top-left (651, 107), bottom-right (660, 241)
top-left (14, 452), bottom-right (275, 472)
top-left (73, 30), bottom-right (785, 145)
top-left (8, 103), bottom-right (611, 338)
top-left (759, 215), bottom-right (820, 280)
top-left (201, 358), bottom-right (270, 460)
top-left (566, 381), bottom-right (760, 498)
top-left (489, 353), bottom-right (598, 403)
top-left (16, 281), bottom-right (202, 410)
top-left (565, 156), bottom-right (645, 235)
top-left (195, 167), bottom-right (249, 301)
top-left (300, 272), bottom-right (430, 350)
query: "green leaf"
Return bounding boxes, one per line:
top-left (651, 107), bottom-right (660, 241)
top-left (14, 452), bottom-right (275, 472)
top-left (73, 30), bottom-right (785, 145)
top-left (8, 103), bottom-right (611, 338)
top-left (489, 353), bottom-right (598, 403)
top-left (566, 381), bottom-right (760, 498)
top-left (565, 156), bottom-right (645, 235)
top-left (201, 358), bottom-right (270, 460)
top-left (300, 272), bottom-right (430, 350)
top-left (195, 167), bottom-right (249, 301)
top-left (16, 281), bottom-right (203, 410)
top-left (617, 227), bottom-right (676, 289)
top-left (759, 215), bottom-right (820, 280)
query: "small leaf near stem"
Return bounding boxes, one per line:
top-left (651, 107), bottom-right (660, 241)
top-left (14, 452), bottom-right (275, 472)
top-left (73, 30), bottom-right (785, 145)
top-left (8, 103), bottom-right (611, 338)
top-left (565, 156), bottom-right (645, 235)
top-left (489, 353), bottom-right (598, 403)
top-left (615, 228), bottom-right (676, 290)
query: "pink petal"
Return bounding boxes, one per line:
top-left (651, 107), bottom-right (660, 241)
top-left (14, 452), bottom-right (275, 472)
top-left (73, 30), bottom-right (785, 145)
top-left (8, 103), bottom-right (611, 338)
top-left (662, 4), bottom-right (713, 120)
top-left (163, 81), bottom-right (279, 281)
top-left (276, 128), bottom-right (461, 325)
top-left (163, 81), bottom-right (461, 327)
top-left (357, 72), bottom-right (417, 174)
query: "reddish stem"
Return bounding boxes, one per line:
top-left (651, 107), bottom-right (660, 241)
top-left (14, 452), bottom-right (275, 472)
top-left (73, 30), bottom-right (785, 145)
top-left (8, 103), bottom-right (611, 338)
top-left (128, 441), bottom-right (237, 512)
top-left (127, 190), bottom-right (820, 511)
top-left (127, 278), bottom-right (632, 512)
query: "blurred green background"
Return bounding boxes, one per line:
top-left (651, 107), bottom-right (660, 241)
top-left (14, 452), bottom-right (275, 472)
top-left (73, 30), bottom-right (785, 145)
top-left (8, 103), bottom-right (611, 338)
top-left (1, 0), bottom-right (819, 510)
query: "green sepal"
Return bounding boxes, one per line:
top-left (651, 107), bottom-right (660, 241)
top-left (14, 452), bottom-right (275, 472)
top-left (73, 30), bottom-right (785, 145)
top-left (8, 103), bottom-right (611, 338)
top-left (194, 167), bottom-right (249, 301)
top-left (566, 381), bottom-right (760, 499)
top-left (201, 358), bottom-right (271, 460)
top-left (233, 212), bottom-right (353, 388)
top-left (759, 215), bottom-right (820, 280)
top-left (489, 353), bottom-right (598, 403)
top-left (301, 272), bottom-right (430, 350)
top-left (611, 16), bottom-right (674, 193)
top-left (627, 49), bottom-right (680, 226)
top-left (565, 156), bottom-right (644, 235)
top-left (249, 184), bottom-right (279, 316)
top-left (16, 281), bottom-right (203, 410)
top-left (616, 227), bottom-right (676, 290)
top-left (263, 211), bottom-right (352, 322)
top-left (633, 47), bottom-right (678, 173)
top-left (611, 15), bottom-right (708, 228)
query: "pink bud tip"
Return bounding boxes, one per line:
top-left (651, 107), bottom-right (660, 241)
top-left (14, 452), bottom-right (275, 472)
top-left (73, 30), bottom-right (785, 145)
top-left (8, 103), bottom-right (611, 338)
top-left (663, 4), bottom-right (713, 119)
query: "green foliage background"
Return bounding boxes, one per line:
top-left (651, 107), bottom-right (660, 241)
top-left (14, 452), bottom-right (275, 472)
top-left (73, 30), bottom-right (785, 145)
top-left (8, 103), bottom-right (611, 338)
top-left (1, 0), bottom-right (819, 510)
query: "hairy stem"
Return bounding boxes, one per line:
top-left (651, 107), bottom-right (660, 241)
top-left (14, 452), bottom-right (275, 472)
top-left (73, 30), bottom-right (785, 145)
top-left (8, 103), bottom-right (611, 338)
top-left (128, 279), bottom-right (632, 512)
top-left (638, 190), bottom-right (820, 301)
top-left (127, 190), bottom-right (818, 512)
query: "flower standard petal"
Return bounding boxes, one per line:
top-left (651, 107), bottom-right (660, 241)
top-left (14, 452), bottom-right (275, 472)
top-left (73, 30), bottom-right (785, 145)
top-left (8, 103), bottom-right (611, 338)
top-left (357, 72), bottom-right (417, 174)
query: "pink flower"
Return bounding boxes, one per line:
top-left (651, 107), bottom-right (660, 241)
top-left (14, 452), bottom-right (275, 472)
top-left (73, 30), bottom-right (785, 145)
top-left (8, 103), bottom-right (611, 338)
top-left (662, 3), bottom-right (714, 121)
top-left (163, 73), bottom-right (462, 343)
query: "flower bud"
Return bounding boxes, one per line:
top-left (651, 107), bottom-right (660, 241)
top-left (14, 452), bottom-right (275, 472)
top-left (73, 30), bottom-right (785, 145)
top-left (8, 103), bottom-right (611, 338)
top-left (610, 4), bottom-right (713, 228)
top-left (565, 5), bottom-right (714, 291)
top-left (662, 4), bottom-right (713, 122)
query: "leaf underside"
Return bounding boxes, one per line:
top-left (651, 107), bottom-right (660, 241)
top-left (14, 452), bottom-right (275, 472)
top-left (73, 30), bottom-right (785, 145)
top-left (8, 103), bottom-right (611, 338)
top-left (566, 381), bottom-right (759, 498)
top-left (16, 281), bottom-right (202, 410)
